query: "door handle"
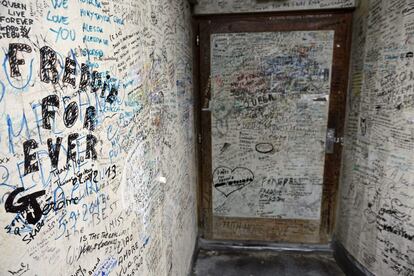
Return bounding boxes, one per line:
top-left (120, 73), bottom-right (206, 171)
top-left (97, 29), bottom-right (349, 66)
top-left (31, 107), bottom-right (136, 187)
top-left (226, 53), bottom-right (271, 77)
top-left (325, 128), bottom-right (343, 154)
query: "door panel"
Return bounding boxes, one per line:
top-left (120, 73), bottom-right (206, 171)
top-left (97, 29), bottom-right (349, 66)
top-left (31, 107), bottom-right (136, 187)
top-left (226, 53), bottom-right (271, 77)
top-left (197, 11), bottom-right (353, 243)
top-left (211, 30), bottom-right (334, 220)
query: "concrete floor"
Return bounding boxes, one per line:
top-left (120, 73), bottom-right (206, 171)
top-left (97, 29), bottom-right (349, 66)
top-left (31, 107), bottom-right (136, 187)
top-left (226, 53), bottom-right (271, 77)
top-left (192, 249), bottom-right (345, 276)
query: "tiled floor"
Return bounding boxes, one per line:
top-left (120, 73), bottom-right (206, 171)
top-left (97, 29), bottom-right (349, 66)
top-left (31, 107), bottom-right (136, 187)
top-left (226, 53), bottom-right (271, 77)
top-left (192, 249), bottom-right (345, 276)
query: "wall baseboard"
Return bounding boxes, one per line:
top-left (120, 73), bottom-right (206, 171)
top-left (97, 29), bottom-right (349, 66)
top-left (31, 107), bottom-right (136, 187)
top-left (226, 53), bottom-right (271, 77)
top-left (198, 238), bottom-right (332, 253)
top-left (332, 240), bottom-right (373, 276)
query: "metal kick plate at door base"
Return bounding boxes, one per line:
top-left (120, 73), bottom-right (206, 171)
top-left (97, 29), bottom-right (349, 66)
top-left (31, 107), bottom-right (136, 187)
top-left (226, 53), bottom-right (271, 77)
top-left (326, 128), bottom-right (343, 154)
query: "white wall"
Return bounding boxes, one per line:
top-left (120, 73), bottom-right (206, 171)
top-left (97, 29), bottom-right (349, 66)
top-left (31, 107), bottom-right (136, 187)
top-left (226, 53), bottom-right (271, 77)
top-left (336, 0), bottom-right (414, 275)
top-left (0, 0), bottom-right (197, 275)
top-left (194, 0), bottom-right (355, 14)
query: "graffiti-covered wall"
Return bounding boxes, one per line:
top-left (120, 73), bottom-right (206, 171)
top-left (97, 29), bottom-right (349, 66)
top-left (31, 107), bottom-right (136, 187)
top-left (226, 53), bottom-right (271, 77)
top-left (0, 0), bottom-right (197, 275)
top-left (336, 0), bottom-right (414, 275)
top-left (193, 0), bottom-right (355, 14)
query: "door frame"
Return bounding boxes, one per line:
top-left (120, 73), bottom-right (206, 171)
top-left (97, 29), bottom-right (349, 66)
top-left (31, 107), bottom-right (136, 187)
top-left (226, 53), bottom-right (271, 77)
top-left (193, 9), bottom-right (354, 244)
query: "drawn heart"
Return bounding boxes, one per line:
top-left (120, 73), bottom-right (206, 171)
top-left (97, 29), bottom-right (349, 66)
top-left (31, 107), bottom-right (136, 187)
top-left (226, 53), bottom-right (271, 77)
top-left (213, 166), bottom-right (254, 197)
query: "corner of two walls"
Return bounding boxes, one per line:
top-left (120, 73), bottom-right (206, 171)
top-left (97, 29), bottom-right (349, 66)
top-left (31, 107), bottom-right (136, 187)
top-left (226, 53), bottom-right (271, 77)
top-left (193, 0), bottom-right (414, 275)
top-left (336, 0), bottom-right (414, 275)
top-left (0, 0), bottom-right (197, 275)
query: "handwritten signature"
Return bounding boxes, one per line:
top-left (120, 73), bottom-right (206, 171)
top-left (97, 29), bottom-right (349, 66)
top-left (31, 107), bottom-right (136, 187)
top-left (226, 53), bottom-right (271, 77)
top-left (8, 263), bottom-right (30, 276)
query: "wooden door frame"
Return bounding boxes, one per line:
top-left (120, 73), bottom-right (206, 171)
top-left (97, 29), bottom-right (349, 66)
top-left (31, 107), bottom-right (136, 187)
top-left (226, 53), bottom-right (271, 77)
top-left (193, 9), bottom-right (354, 244)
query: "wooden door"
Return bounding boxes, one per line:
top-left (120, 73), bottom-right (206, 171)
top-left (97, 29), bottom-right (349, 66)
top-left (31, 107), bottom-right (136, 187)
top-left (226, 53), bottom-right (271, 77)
top-left (196, 11), bottom-right (353, 243)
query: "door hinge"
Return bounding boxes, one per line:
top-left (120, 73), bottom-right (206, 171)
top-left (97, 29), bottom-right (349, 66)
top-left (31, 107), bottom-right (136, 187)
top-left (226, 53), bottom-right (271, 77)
top-left (326, 128), bottom-right (344, 154)
top-left (198, 133), bottom-right (202, 144)
top-left (196, 34), bottom-right (200, 46)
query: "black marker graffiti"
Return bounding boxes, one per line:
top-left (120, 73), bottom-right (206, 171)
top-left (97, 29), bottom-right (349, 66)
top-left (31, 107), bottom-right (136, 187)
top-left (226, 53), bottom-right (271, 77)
top-left (7, 262), bottom-right (30, 276)
top-left (23, 132), bottom-right (98, 175)
top-left (8, 44), bottom-right (120, 104)
top-left (219, 143), bottom-right (231, 154)
top-left (23, 88), bottom-right (100, 176)
top-left (42, 95), bottom-right (96, 130)
top-left (23, 139), bottom-right (39, 175)
top-left (67, 133), bottom-right (79, 163)
top-left (255, 143), bottom-right (274, 154)
top-left (83, 106), bottom-right (96, 131)
top-left (105, 86), bottom-right (118, 104)
top-left (402, 4), bottom-right (414, 16)
top-left (360, 117), bottom-right (367, 136)
top-left (40, 46), bottom-right (59, 84)
top-left (86, 134), bottom-right (97, 160)
top-left (63, 57), bottom-right (76, 87)
top-left (8, 43), bottom-right (32, 77)
top-left (47, 137), bottom-right (62, 169)
top-left (63, 102), bottom-right (79, 128)
top-left (41, 95), bottom-right (59, 130)
top-left (4, 187), bottom-right (45, 225)
top-left (213, 166), bottom-right (254, 197)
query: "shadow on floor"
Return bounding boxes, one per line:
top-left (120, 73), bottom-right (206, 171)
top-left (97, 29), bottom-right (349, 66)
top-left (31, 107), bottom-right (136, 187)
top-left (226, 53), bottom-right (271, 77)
top-left (192, 249), bottom-right (345, 276)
